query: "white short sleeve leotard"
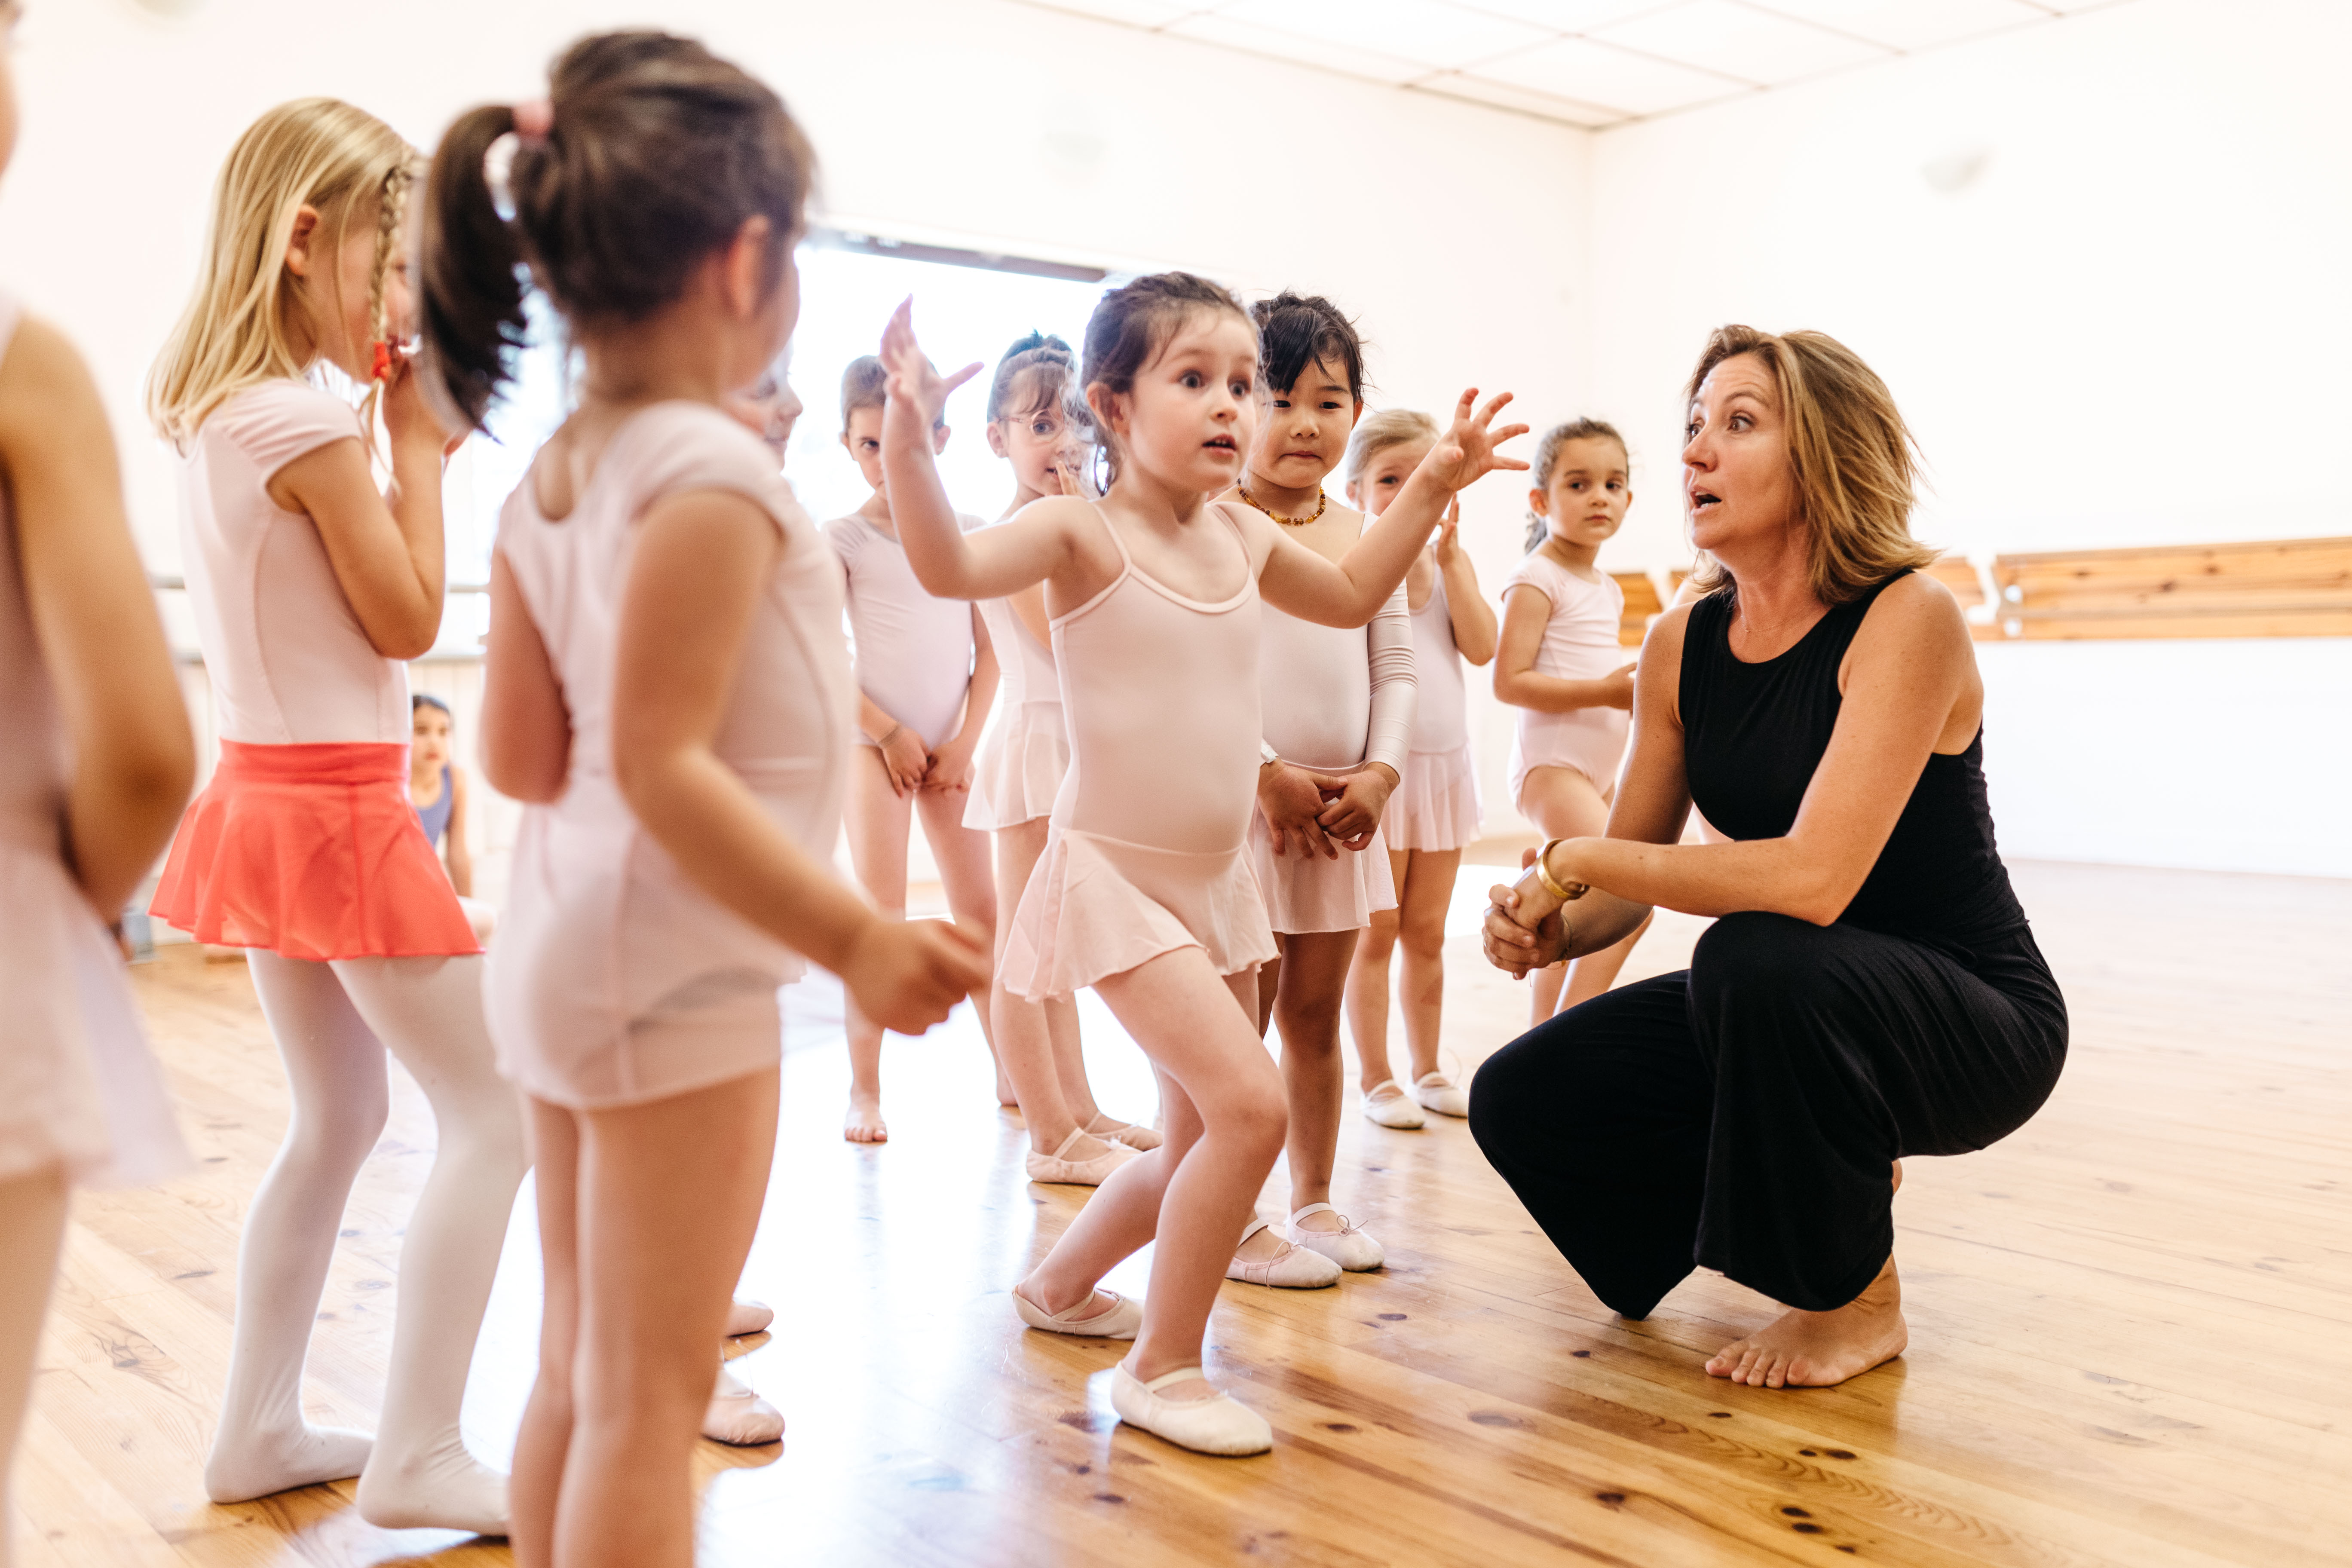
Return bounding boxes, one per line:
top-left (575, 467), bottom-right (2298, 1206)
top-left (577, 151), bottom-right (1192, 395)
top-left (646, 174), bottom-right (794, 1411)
top-left (179, 380), bottom-right (404, 744)
top-left (1386, 557), bottom-right (1483, 852)
top-left (489, 403), bottom-right (855, 1109)
top-left (1503, 551), bottom-right (1629, 804)
top-left (1246, 512), bottom-right (1414, 934)
top-left (826, 511), bottom-right (983, 752)
top-left (0, 290), bottom-right (190, 1188)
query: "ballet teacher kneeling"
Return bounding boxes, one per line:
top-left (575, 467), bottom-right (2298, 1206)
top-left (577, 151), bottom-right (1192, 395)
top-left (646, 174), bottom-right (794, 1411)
top-left (1467, 325), bottom-right (2067, 1389)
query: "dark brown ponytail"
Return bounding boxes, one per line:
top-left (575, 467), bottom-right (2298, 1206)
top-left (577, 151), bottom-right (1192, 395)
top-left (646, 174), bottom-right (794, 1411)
top-left (420, 31), bottom-right (817, 431)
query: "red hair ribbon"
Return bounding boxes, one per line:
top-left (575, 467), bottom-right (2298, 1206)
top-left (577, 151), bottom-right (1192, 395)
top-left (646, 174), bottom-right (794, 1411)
top-left (370, 340), bottom-right (394, 383)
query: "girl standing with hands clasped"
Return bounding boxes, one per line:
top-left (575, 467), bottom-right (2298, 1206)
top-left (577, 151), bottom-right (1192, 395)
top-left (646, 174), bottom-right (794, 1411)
top-left (0, 9), bottom-right (198, 1551)
top-left (145, 98), bottom-right (528, 1533)
top-left (1224, 292), bottom-right (1412, 1283)
top-left (1342, 410), bottom-right (1496, 1127)
top-left (1494, 420), bottom-right (1652, 1026)
top-left (829, 357), bottom-right (1002, 1144)
top-left (962, 332), bottom-right (1148, 1185)
top-left (878, 274), bottom-right (1523, 1456)
top-left (425, 36), bottom-right (985, 1565)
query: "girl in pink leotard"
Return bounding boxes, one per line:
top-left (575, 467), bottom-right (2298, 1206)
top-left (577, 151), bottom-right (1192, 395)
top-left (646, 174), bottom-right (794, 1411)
top-left (1341, 410), bottom-right (1500, 1129)
top-left (828, 355), bottom-right (1002, 1144)
top-left (878, 276), bottom-right (1525, 1457)
top-left (421, 37), bottom-right (985, 1561)
top-left (1223, 291), bottom-right (1415, 1284)
top-left (961, 332), bottom-right (1147, 1186)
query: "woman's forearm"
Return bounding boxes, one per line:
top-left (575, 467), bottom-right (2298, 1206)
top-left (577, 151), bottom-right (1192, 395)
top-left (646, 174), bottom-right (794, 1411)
top-left (1560, 834), bottom-right (1847, 926)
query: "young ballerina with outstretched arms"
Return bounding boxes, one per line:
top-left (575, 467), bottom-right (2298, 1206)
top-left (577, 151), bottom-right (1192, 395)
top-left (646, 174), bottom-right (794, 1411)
top-left (145, 98), bottom-right (529, 1532)
top-left (422, 35), bottom-right (987, 1564)
top-left (829, 357), bottom-right (1004, 1142)
top-left (1494, 420), bottom-right (1653, 1025)
top-left (0, 15), bottom-right (199, 1553)
top-left (879, 276), bottom-right (1524, 1455)
top-left (963, 333), bottom-right (1149, 1184)
top-left (1341, 410), bottom-right (1497, 1127)
top-left (1222, 292), bottom-right (1413, 1283)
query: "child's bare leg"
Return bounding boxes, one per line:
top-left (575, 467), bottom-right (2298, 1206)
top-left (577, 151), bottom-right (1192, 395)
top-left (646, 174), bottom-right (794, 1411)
top-left (510, 1099), bottom-right (579, 1568)
top-left (1344, 857), bottom-right (1405, 1096)
top-left (1271, 929), bottom-right (1360, 1217)
top-left (1559, 909), bottom-right (1656, 1015)
top-left (842, 750), bottom-right (912, 1143)
top-left (986, 818), bottom-right (1115, 1161)
top-left (0, 1164), bottom-right (67, 1568)
top-left (1517, 767), bottom-right (1612, 1027)
top-left (1396, 848), bottom-right (1463, 1092)
top-left (916, 788), bottom-right (1004, 1094)
top-left (1021, 952), bottom-right (1283, 1401)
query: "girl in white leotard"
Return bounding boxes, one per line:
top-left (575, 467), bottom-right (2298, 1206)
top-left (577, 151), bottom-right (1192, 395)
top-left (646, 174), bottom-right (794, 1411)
top-left (877, 276), bottom-right (1525, 1458)
top-left (1225, 292), bottom-right (1415, 1284)
top-left (1494, 419), bottom-right (1654, 1026)
top-left (828, 355), bottom-right (1003, 1144)
top-left (962, 333), bottom-right (1150, 1185)
top-left (1341, 410), bottom-right (1499, 1128)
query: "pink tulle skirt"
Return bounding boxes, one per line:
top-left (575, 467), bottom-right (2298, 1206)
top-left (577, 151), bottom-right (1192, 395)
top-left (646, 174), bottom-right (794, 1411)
top-left (151, 741), bottom-right (479, 961)
top-left (1385, 743), bottom-right (1482, 853)
top-left (963, 701), bottom-right (1069, 832)
top-left (1001, 827), bottom-right (1275, 1000)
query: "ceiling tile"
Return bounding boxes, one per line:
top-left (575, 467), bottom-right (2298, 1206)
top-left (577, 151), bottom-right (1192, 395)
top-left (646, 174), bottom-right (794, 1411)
top-left (1207, 0), bottom-right (1557, 71)
top-left (1162, 12), bottom-right (1430, 83)
top-left (1018, 0), bottom-right (1208, 25)
top-left (1452, 0), bottom-right (1677, 27)
top-left (1416, 70), bottom-right (1632, 126)
top-left (1467, 34), bottom-right (1754, 113)
top-left (1743, 0), bottom-right (2052, 51)
top-left (1592, 0), bottom-right (1890, 84)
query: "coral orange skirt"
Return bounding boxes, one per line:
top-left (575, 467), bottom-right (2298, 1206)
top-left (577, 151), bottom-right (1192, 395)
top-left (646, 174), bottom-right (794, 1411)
top-left (151, 741), bottom-right (480, 962)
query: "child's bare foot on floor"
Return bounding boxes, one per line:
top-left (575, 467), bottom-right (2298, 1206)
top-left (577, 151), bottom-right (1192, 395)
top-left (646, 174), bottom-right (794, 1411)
top-left (844, 1090), bottom-right (888, 1144)
top-left (1705, 1256), bottom-right (1908, 1388)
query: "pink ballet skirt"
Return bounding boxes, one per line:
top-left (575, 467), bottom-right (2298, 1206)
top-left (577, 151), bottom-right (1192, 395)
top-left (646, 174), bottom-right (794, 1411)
top-left (1385, 742), bottom-right (1482, 853)
top-left (151, 740), bottom-right (480, 962)
top-left (1001, 828), bottom-right (1276, 1000)
top-left (963, 701), bottom-right (1069, 831)
top-left (0, 816), bottom-right (191, 1188)
top-left (1246, 807), bottom-right (1396, 936)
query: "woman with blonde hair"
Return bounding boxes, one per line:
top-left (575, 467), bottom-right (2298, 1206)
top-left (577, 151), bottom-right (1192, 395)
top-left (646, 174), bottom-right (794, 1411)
top-left (1472, 326), bottom-right (2066, 1391)
top-left (146, 99), bottom-right (527, 1533)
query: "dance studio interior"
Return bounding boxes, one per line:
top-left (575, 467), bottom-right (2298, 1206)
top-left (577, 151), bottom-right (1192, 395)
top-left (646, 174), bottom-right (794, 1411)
top-left (0, 0), bottom-right (2344, 1564)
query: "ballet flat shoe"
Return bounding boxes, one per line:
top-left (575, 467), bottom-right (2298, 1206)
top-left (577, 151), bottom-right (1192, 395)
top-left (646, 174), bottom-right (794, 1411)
top-left (1088, 1115), bottom-right (1163, 1152)
top-left (702, 1368), bottom-right (784, 1446)
top-left (1025, 1127), bottom-right (1141, 1186)
top-left (1361, 1081), bottom-right (1427, 1130)
top-left (1225, 1218), bottom-right (1343, 1288)
top-left (1414, 1071), bottom-right (1470, 1119)
top-left (1110, 1362), bottom-right (1272, 1457)
top-left (723, 1299), bottom-right (774, 1338)
top-left (1287, 1202), bottom-right (1384, 1272)
top-left (1012, 1283), bottom-right (1143, 1339)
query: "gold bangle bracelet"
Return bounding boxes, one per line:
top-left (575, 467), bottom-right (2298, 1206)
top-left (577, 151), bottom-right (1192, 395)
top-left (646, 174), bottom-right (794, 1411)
top-left (1534, 838), bottom-right (1588, 903)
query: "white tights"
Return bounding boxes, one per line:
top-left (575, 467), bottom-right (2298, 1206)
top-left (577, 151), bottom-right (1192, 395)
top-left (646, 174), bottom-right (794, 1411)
top-left (210, 952), bottom-right (527, 1534)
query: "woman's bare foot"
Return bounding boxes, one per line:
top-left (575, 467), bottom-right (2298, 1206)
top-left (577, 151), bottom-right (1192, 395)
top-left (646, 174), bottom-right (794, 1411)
top-left (843, 1090), bottom-right (888, 1144)
top-left (1705, 1256), bottom-right (1908, 1388)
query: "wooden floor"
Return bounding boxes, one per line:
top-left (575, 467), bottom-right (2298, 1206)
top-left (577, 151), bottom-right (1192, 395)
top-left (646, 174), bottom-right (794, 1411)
top-left (21, 860), bottom-right (2352, 1566)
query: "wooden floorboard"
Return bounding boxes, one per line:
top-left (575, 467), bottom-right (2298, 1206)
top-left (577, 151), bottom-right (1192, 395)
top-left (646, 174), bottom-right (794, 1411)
top-left (20, 861), bottom-right (2350, 1566)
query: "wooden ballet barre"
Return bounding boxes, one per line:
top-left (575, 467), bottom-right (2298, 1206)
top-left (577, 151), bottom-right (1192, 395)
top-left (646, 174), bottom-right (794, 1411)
top-left (1985, 536), bottom-right (2352, 640)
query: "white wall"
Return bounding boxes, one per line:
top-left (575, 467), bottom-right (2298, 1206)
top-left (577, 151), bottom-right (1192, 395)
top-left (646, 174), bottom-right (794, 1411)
top-left (1585, 0), bottom-right (2352, 877)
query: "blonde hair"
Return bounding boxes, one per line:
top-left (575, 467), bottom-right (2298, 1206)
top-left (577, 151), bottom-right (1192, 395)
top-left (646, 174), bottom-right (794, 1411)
top-left (1343, 407), bottom-right (1438, 485)
top-left (148, 99), bottom-right (420, 451)
top-left (1684, 325), bottom-right (1935, 604)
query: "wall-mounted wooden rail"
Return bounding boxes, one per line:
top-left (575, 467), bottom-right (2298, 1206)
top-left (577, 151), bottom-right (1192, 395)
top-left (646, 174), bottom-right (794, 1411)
top-left (1980, 537), bottom-right (2352, 640)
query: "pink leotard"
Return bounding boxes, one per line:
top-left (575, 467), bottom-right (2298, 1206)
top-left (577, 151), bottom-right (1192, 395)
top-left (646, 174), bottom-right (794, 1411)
top-left (1503, 551), bottom-right (1629, 804)
top-left (489, 403), bottom-right (854, 1109)
top-left (0, 291), bottom-right (188, 1188)
top-left (1247, 512), bottom-right (1414, 934)
top-left (178, 380), bottom-right (403, 744)
top-left (1000, 502), bottom-right (1276, 999)
top-left (1387, 556), bottom-right (1483, 852)
top-left (964, 582), bottom-right (1067, 831)
top-left (827, 511), bottom-right (983, 751)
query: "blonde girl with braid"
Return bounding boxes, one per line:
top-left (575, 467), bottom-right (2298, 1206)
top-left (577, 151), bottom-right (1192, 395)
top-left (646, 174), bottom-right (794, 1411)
top-left (147, 99), bottom-right (528, 1534)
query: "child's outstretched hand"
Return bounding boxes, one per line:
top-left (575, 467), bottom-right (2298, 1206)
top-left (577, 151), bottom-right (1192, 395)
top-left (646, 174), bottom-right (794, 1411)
top-left (879, 298), bottom-right (982, 432)
top-left (1422, 389), bottom-right (1531, 493)
top-left (839, 915), bottom-right (990, 1036)
top-left (1431, 496), bottom-right (1464, 565)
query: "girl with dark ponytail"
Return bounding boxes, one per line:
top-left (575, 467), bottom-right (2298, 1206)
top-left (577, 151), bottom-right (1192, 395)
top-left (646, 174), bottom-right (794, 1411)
top-left (423, 33), bottom-right (986, 1563)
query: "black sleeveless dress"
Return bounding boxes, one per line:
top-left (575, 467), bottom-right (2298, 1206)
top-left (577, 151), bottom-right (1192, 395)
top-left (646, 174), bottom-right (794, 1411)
top-left (1470, 574), bottom-right (2067, 1318)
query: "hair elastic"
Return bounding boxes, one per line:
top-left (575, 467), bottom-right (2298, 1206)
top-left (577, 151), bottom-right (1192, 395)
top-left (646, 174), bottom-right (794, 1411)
top-left (512, 98), bottom-right (553, 143)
